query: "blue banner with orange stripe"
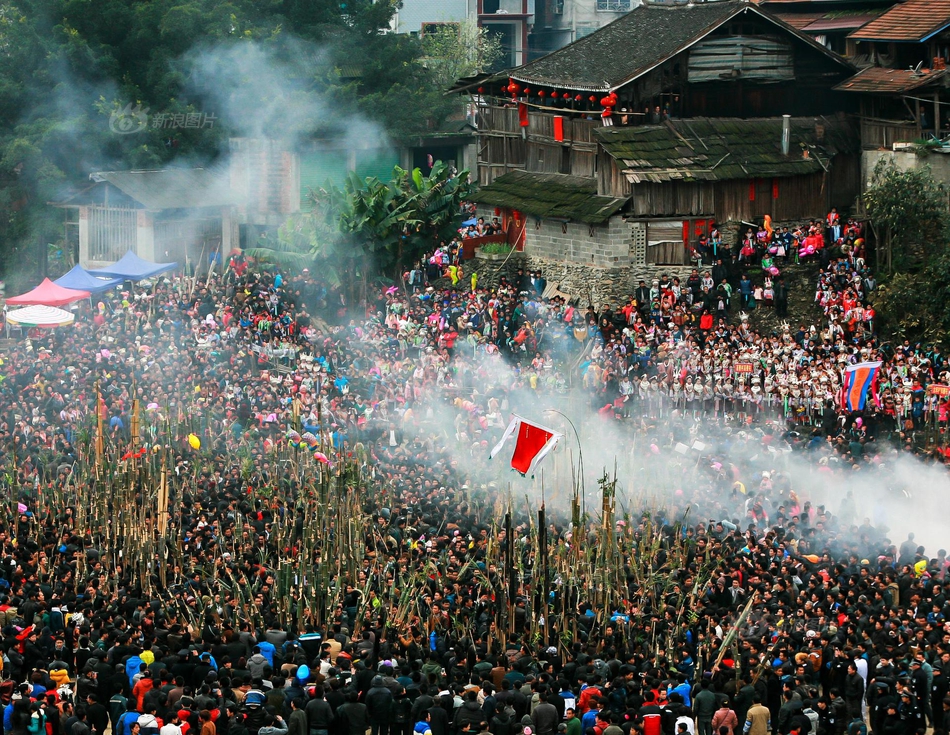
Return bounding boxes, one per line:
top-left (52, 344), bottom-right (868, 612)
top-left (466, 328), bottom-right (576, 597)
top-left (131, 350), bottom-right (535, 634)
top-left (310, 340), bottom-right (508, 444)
top-left (841, 361), bottom-right (882, 412)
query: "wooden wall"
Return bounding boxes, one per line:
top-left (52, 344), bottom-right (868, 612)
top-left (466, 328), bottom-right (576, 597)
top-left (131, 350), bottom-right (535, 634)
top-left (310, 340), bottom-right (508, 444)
top-left (626, 172), bottom-right (832, 222)
top-left (476, 105), bottom-right (860, 221)
top-left (477, 105), bottom-right (601, 185)
top-left (827, 153), bottom-right (861, 211)
top-left (598, 151), bottom-right (632, 200)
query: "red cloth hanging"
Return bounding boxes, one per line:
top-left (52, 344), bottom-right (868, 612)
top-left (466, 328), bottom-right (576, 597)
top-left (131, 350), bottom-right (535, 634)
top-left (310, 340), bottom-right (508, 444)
top-left (518, 103), bottom-right (529, 128)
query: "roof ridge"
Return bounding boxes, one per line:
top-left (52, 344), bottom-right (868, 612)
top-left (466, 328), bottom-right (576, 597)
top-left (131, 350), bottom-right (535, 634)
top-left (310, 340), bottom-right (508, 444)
top-left (506, 0), bottom-right (849, 92)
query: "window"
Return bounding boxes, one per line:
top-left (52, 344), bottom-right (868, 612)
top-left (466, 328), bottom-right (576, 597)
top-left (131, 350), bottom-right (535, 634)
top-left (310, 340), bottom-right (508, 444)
top-left (551, 0), bottom-right (564, 12)
top-left (89, 206), bottom-right (137, 262)
top-left (596, 0), bottom-right (630, 10)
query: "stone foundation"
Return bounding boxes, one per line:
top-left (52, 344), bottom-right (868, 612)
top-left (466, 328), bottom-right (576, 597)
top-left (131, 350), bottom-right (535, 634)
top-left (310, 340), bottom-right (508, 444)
top-left (472, 253), bottom-right (698, 306)
top-left (469, 206), bottom-right (818, 305)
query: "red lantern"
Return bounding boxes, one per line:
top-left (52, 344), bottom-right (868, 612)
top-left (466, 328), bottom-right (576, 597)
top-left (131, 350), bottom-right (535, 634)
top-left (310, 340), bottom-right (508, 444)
top-left (523, 87), bottom-right (531, 95)
top-left (575, 94), bottom-right (582, 101)
top-left (538, 90), bottom-right (546, 98)
top-left (509, 82), bottom-right (520, 94)
top-left (601, 97), bottom-right (611, 107)
top-left (589, 95), bottom-right (596, 102)
top-left (477, 87), bottom-right (485, 94)
top-left (562, 93), bottom-right (570, 99)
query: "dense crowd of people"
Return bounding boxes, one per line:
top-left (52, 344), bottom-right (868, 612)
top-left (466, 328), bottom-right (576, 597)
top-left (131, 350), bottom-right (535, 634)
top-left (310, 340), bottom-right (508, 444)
top-left (0, 212), bottom-right (945, 735)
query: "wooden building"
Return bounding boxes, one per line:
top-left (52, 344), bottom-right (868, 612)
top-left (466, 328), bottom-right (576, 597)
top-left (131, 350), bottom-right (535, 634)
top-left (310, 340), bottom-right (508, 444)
top-left (462, 0), bottom-right (861, 267)
top-left (834, 0), bottom-right (950, 149)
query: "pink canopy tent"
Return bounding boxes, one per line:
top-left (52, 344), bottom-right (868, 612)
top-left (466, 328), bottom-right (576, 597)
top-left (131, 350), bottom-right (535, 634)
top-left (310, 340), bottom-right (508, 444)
top-left (6, 278), bottom-right (90, 306)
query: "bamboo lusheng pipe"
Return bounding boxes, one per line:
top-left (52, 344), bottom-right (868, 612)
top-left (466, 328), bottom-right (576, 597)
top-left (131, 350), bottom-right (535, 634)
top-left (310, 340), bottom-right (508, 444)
top-left (9, 405), bottom-right (736, 660)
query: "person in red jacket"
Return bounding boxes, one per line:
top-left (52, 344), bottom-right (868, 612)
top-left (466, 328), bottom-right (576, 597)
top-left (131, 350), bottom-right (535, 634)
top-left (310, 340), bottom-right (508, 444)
top-left (577, 676), bottom-right (603, 714)
top-left (132, 672), bottom-right (154, 713)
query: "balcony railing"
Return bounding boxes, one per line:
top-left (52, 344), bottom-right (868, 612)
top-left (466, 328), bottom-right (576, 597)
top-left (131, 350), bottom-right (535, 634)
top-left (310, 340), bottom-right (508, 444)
top-left (859, 116), bottom-right (919, 150)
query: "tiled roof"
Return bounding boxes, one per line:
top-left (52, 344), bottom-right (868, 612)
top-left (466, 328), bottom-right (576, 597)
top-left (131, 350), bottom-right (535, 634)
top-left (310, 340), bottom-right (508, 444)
top-left (849, 0), bottom-right (950, 41)
top-left (471, 171), bottom-right (627, 224)
top-left (507, 1), bottom-right (851, 92)
top-left (834, 66), bottom-right (949, 93)
top-left (594, 116), bottom-right (857, 184)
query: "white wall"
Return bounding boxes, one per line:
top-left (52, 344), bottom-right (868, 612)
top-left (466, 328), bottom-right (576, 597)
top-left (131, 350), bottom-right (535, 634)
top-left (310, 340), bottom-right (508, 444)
top-left (862, 149), bottom-right (950, 189)
top-left (393, 0), bottom-right (474, 34)
top-left (550, 0), bottom-right (638, 48)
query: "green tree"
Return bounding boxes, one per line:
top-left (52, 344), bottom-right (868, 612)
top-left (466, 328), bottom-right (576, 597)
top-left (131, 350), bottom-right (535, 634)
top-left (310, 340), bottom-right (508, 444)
top-left (355, 20), bottom-right (501, 140)
top-left (0, 0), bottom-right (481, 276)
top-left (872, 249), bottom-right (950, 344)
top-left (248, 162), bottom-right (474, 300)
top-left (866, 161), bottom-right (950, 343)
top-left (864, 158), bottom-right (950, 272)
top-left (422, 21), bottom-right (502, 92)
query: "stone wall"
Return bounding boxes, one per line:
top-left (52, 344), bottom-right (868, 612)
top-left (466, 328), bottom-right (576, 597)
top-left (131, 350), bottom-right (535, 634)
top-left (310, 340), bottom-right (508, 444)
top-left (474, 205), bottom-right (632, 268)
top-left (526, 217), bottom-right (632, 267)
top-left (472, 252), bottom-right (699, 306)
top-left (469, 206), bottom-right (758, 303)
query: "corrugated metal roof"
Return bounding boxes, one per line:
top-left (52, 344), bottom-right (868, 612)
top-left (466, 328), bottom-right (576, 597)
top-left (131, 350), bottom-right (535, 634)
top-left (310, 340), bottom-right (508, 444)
top-left (594, 116), bottom-right (857, 183)
top-left (833, 65), bottom-right (949, 93)
top-left (89, 168), bottom-right (239, 210)
top-left (849, 0), bottom-right (950, 41)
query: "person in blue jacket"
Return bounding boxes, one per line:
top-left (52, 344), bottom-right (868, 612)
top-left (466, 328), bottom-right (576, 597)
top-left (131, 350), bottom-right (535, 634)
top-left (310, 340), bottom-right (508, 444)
top-left (257, 639), bottom-right (277, 668)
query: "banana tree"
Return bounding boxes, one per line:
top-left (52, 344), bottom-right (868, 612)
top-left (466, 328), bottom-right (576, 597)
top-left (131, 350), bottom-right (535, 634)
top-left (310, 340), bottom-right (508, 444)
top-left (248, 160), bottom-right (473, 301)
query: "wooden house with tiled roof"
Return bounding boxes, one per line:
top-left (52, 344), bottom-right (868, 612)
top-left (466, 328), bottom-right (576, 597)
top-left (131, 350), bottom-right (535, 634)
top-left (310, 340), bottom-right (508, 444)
top-left (459, 0), bottom-right (861, 268)
top-left (829, 0), bottom-right (950, 149)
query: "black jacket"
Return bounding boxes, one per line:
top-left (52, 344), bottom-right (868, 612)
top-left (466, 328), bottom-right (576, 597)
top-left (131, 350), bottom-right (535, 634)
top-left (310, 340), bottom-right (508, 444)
top-left (454, 701), bottom-right (485, 731)
top-left (364, 686), bottom-right (393, 725)
top-left (305, 700), bottom-right (334, 731)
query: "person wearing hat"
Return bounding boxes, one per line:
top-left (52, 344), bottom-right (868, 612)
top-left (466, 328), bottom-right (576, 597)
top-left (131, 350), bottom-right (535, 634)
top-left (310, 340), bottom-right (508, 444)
top-left (897, 690), bottom-right (922, 735)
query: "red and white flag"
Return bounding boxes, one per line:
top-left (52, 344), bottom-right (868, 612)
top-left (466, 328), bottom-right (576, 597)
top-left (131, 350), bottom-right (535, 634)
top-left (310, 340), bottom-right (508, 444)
top-left (489, 415), bottom-right (562, 476)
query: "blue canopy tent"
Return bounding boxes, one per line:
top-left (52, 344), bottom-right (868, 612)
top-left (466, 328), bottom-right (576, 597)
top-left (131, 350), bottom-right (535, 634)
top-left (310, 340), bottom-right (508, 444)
top-left (88, 251), bottom-right (178, 282)
top-left (54, 265), bottom-right (123, 294)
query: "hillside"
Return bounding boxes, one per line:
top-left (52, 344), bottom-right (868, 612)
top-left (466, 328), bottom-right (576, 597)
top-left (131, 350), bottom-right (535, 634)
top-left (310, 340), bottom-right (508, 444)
top-left (745, 262), bottom-right (824, 335)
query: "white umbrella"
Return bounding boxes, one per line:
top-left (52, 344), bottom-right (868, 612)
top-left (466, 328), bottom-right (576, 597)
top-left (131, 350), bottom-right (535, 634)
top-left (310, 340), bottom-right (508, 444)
top-left (5, 304), bottom-right (76, 328)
